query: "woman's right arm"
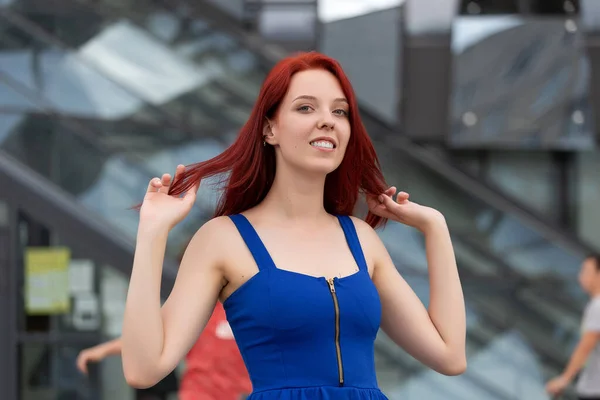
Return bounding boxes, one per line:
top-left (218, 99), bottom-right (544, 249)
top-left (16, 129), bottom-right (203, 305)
top-left (121, 167), bottom-right (227, 388)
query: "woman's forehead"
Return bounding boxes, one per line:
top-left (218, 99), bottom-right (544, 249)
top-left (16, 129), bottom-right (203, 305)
top-left (285, 70), bottom-right (345, 100)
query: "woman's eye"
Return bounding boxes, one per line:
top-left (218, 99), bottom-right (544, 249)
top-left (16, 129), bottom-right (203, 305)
top-left (334, 109), bottom-right (348, 116)
top-left (297, 106), bottom-right (312, 112)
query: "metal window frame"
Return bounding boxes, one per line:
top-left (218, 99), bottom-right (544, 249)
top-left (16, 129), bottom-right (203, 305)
top-left (0, 198), bottom-right (18, 399)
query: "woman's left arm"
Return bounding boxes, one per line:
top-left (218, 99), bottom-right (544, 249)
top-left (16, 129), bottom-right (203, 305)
top-left (362, 189), bottom-right (467, 375)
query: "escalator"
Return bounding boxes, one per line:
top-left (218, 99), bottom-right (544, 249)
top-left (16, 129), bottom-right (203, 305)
top-left (0, 1), bottom-right (594, 399)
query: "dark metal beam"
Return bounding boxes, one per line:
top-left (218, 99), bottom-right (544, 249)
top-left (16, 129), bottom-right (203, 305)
top-left (401, 0), bottom-right (457, 141)
top-left (0, 200), bottom-right (18, 400)
top-left (583, 33), bottom-right (600, 144)
top-left (401, 34), bottom-right (452, 141)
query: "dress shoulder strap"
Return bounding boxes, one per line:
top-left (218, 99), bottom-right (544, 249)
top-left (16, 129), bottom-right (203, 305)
top-left (336, 215), bottom-right (369, 272)
top-left (228, 214), bottom-right (276, 272)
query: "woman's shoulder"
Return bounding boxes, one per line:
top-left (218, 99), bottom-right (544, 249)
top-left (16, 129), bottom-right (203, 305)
top-left (199, 215), bottom-right (236, 232)
top-left (186, 216), bottom-right (241, 252)
top-left (346, 215), bottom-right (386, 256)
top-left (341, 215), bottom-right (379, 246)
top-left (346, 215), bottom-right (378, 237)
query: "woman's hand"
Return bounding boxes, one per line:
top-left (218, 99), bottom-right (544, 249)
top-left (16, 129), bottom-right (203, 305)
top-left (367, 186), bottom-right (445, 232)
top-left (139, 164), bottom-right (199, 232)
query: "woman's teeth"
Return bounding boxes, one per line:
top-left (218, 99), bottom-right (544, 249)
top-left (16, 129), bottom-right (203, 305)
top-left (310, 141), bottom-right (334, 149)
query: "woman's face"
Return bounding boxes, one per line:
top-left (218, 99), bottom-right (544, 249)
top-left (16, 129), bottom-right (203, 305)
top-left (265, 69), bottom-right (351, 176)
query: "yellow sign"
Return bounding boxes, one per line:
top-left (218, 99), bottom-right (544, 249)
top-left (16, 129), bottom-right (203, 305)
top-left (25, 247), bottom-right (71, 315)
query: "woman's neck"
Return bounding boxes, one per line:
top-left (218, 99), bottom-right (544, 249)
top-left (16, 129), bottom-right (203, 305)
top-left (258, 165), bottom-right (329, 223)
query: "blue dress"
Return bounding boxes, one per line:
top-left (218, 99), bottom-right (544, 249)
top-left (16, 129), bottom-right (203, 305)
top-left (224, 214), bottom-right (389, 400)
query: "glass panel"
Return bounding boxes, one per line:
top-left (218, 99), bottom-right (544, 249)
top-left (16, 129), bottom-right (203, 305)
top-left (20, 342), bottom-right (103, 400)
top-left (372, 138), bottom-right (586, 288)
top-left (0, 19), bottom-right (150, 121)
top-left (581, 0), bottom-right (600, 30)
top-left (319, 0), bottom-right (404, 23)
top-left (450, 16), bottom-right (595, 150)
top-left (204, 0), bottom-right (247, 20)
top-left (0, 81), bottom-right (42, 110)
top-left (5, 0), bottom-right (403, 129)
top-left (3, 112), bottom-right (220, 259)
top-left (376, 269), bottom-right (579, 398)
top-left (458, 0), bottom-right (520, 15)
top-left (404, 0), bottom-right (455, 35)
top-left (259, 5), bottom-right (317, 40)
top-left (0, 1), bottom-right (267, 258)
top-left (14, 211), bottom-right (161, 400)
top-left (319, 6), bottom-right (401, 124)
top-left (359, 116), bottom-right (587, 397)
top-left (0, 110), bottom-right (32, 145)
top-left (486, 151), bottom-right (558, 220)
top-left (575, 151), bottom-right (600, 249)
top-left (4, 0), bottom-right (267, 133)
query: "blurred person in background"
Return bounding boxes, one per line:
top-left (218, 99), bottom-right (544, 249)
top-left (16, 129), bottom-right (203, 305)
top-left (546, 254), bottom-right (600, 400)
top-left (76, 302), bottom-right (251, 400)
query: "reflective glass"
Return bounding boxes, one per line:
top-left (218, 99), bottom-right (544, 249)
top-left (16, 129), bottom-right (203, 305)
top-left (2, 1), bottom-right (266, 133)
top-left (20, 343), bottom-right (104, 400)
top-left (1, 110), bottom-right (221, 259)
top-left (575, 151), bottom-right (600, 249)
top-left (450, 16), bottom-right (595, 150)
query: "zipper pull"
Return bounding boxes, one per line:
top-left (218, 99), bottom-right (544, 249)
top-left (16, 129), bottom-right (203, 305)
top-left (327, 277), bottom-right (336, 293)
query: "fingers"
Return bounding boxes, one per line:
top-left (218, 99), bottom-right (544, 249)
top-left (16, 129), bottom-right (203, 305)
top-left (146, 176), bottom-right (170, 194)
top-left (373, 187), bottom-right (410, 216)
top-left (396, 191), bottom-right (409, 203)
top-left (146, 165), bottom-right (185, 194)
top-left (159, 173), bottom-right (172, 193)
top-left (174, 164), bottom-right (185, 180)
top-left (76, 355), bottom-right (88, 375)
top-left (184, 182), bottom-right (200, 204)
top-left (383, 187), bottom-right (409, 204)
top-left (378, 193), bottom-right (398, 209)
top-left (146, 177), bottom-right (162, 193)
top-left (146, 165), bottom-right (199, 203)
top-left (171, 164), bottom-right (187, 188)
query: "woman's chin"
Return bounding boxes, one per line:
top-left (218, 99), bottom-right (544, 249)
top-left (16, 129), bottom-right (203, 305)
top-left (304, 161), bottom-right (341, 176)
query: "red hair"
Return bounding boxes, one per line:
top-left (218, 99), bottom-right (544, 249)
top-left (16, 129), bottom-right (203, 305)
top-left (169, 51), bottom-right (389, 228)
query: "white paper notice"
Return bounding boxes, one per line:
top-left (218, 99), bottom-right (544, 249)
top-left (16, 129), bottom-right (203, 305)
top-left (72, 293), bottom-right (101, 331)
top-left (69, 259), bottom-right (94, 295)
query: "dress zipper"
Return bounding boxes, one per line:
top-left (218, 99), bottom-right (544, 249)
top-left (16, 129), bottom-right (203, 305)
top-left (327, 277), bottom-right (344, 386)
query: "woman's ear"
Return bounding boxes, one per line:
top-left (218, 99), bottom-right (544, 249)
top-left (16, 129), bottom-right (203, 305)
top-left (263, 118), bottom-right (277, 145)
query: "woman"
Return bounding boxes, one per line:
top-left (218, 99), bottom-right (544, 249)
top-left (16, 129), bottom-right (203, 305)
top-left (121, 52), bottom-right (467, 399)
top-left (76, 302), bottom-right (251, 400)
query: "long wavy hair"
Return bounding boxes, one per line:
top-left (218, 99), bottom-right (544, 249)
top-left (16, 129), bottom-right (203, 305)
top-left (169, 52), bottom-right (389, 228)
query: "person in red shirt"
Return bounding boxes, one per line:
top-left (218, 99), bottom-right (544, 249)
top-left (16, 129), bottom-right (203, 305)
top-left (77, 302), bottom-right (251, 400)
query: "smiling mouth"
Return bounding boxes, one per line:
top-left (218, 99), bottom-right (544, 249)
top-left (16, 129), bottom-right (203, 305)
top-left (310, 140), bottom-right (335, 149)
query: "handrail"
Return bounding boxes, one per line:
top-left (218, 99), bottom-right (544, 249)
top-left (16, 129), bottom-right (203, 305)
top-left (378, 134), bottom-right (594, 256)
